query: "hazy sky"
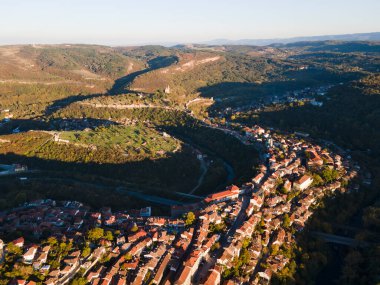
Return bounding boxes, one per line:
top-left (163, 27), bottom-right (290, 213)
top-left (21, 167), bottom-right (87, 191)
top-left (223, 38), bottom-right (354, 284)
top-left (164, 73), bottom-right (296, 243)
top-left (1, 0), bottom-right (380, 45)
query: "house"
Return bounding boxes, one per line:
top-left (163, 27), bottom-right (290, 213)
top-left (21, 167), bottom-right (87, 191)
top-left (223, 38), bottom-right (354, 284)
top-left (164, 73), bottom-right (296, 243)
top-left (174, 265), bottom-right (192, 285)
top-left (252, 173), bottom-right (264, 185)
top-left (251, 195), bottom-right (263, 209)
top-left (128, 230), bottom-right (147, 243)
top-left (152, 252), bottom-right (172, 284)
top-left (129, 237), bottom-right (152, 256)
top-left (116, 277), bottom-right (127, 285)
top-left (204, 185), bottom-right (240, 204)
top-left (44, 278), bottom-right (57, 285)
top-left (11, 280), bottom-right (26, 285)
top-left (306, 149), bottom-right (323, 167)
top-left (254, 126), bottom-right (266, 135)
top-left (104, 215), bottom-right (116, 226)
top-left (12, 237), bottom-right (25, 248)
top-left (60, 265), bottom-right (74, 276)
top-left (147, 217), bottom-right (166, 227)
top-left (258, 268), bottom-right (272, 283)
top-left (203, 268), bottom-right (221, 285)
top-left (23, 246), bottom-right (38, 264)
top-left (272, 229), bottom-right (286, 246)
top-left (293, 175), bottom-right (313, 191)
top-left (124, 258), bottom-right (139, 270)
top-left (283, 180), bottom-right (292, 192)
top-left (236, 221), bottom-right (253, 238)
top-left (116, 236), bottom-right (126, 246)
top-left (100, 274), bottom-right (114, 285)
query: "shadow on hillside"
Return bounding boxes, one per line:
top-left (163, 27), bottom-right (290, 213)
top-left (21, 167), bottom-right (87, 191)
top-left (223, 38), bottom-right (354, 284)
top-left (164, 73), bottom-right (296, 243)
top-left (44, 93), bottom-right (105, 116)
top-left (197, 81), bottom-right (289, 112)
top-left (108, 56), bottom-right (179, 95)
top-left (197, 69), bottom-right (364, 112)
top-left (0, 145), bottom-right (200, 199)
top-left (0, 156), bottom-right (180, 214)
top-left (0, 118), bottom-right (119, 135)
top-left (43, 56), bottom-right (179, 116)
top-left (307, 42), bottom-right (380, 53)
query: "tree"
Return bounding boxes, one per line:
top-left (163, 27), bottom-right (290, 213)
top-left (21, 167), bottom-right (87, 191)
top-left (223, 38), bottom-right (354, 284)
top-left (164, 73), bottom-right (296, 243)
top-left (185, 211), bottom-right (196, 226)
top-left (124, 253), bottom-right (133, 261)
top-left (320, 167), bottom-right (339, 183)
top-left (271, 244), bottom-right (280, 255)
top-left (131, 224), bottom-right (138, 233)
top-left (211, 242), bottom-right (221, 251)
top-left (71, 277), bottom-right (88, 285)
top-left (6, 242), bottom-right (22, 256)
top-left (87, 228), bottom-right (104, 243)
top-left (312, 173), bottom-right (324, 186)
top-left (104, 231), bottom-right (114, 241)
top-left (82, 246), bottom-right (91, 258)
top-left (283, 213), bottom-right (291, 229)
top-left (242, 237), bottom-right (251, 249)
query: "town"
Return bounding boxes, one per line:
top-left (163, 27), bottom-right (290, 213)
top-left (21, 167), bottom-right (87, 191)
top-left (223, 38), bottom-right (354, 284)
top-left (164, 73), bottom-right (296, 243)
top-left (0, 122), bottom-right (358, 285)
top-left (214, 84), bottom-right (332, 118)
top-left (0, 122), bottom-right (360, 285)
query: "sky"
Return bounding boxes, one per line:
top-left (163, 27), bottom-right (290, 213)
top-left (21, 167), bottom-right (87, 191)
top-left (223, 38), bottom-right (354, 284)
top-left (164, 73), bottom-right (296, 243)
top-left (1, 0), bottom-right (380, 45)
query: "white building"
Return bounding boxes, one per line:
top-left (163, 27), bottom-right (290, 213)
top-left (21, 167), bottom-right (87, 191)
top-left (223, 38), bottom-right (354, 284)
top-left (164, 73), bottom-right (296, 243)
top-left (293, 175), bottom-right (313, 191)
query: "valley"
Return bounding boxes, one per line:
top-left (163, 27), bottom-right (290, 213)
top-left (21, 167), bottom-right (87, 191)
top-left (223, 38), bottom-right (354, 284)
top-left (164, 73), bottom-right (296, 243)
top-left (0, 41), bottom-right (379, 284)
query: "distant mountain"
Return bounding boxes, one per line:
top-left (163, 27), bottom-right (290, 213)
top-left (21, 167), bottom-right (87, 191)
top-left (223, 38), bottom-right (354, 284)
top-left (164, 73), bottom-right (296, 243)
top-left (200, 32), bottom-right (380, 46)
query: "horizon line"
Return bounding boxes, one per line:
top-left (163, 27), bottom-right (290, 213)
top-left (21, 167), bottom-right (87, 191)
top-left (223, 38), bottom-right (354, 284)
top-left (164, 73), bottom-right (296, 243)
top-left (1, 31), bottom-right (379, 48)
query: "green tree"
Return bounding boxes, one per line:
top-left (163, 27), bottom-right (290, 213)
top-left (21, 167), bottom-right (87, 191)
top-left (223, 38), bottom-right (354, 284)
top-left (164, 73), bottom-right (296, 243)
top-left (283, 213), bottom-right (291, 229)
top-left (104, 231), bottom-right (114, 241)
top-left (312, 173), bottom-right (324, 186)
top-left (71, 277), bottom-right (88, 285)
top-left (124, 253), bottom-right (133, 261)
top-left (87, 228), bottom-right (104, 243)
top-left (6, 242), bottom-right (22, 256)
top-left (81, 246), bottom-right (91, 258)
top-left (131, 224), bottom-right (138, 233)
top-left (211, 242), bottom-right (221, 251)
top-left (185, 211), bottom-right (196, 226)
top-left (320, 167), bottom-right (339, 183)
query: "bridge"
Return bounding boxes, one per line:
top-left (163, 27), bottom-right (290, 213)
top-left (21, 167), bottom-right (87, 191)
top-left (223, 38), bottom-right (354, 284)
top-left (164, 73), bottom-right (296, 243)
top-left (173, 192), bottom-right (205, 199)
top-left (312, 231), bottom-right (370, 247)
top-left (116, 187), bottom-right (182, 206)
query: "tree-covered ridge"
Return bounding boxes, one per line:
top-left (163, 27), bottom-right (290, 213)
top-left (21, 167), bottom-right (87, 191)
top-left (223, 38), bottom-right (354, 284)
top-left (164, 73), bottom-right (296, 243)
top-left (236, 76), bottom-right (380, 154)
top-left (36, 46), bottom-right (137, 78)
top-left (232, 74), bottom-right (380, 284)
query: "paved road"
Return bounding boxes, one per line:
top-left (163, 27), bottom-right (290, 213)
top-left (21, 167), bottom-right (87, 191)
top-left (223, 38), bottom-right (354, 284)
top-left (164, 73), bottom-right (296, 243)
top-left (312, 232), bottom-right (370, 247)
top-left (170, 132), bottom-right (236, 189)
top-left (116, 187), bottom-right (182, 206)
top-left (174, 192), bottom-right (205, 199)
top-left (188, 149), bottom-right (209, 195)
